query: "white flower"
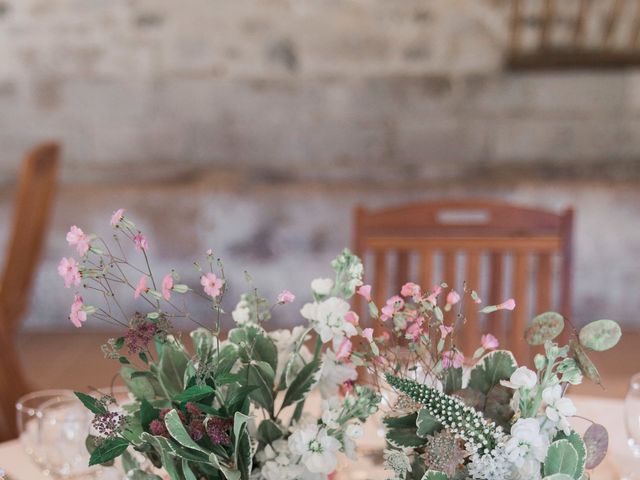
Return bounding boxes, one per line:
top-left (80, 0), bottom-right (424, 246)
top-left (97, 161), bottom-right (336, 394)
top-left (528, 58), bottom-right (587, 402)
top-left (321, 396), bottom-right (341, 428)
top-left (542, 385), bottom-right (576, 435)
top-left (467, 444), bottom-right (511, 480)
top-left (311, 278), bottom-right (334, 296)
top-left (346, 422), bottom-right (364, 440)
top-left (317, 349), bottom-right (357, 398)
top-left (301, 297), bottom-right (356, 348)
top-left (504, 418), bottom-right (549, 480)
top-left (500, 366), bottom-right (538, 390)
top-left (232, 299), bottom-right (252, 325)
top-left (269, 326), bottom-right (312, 382)
top-left (288, 424), bottom-right (341, 475)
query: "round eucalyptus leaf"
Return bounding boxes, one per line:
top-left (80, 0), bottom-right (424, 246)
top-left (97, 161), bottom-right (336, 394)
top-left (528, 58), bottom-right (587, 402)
top-left (584, 423), bottom-right (609, 469)
top-left (579, 319), bottom-right (622, 351)
top-left (525, 311), bottom-right (565, 346)
top-left (569, 339), bottom-right (601, 385)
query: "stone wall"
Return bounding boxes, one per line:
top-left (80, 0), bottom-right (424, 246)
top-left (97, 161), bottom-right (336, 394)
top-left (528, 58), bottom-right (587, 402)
top-left (0, 0), bottom-right (639, 330)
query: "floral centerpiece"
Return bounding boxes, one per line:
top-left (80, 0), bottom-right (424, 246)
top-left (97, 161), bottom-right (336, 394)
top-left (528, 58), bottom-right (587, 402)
top-left (59, 209), bottom-right (620, 480)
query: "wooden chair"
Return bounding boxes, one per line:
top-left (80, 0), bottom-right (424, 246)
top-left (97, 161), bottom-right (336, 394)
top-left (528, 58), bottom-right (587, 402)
top-left (353, 200), bottom-right (573, 364)
top-left (0, 142), bottom-right (60, 441)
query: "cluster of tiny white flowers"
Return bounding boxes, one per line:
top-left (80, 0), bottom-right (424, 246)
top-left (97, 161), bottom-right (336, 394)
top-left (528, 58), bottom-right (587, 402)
top-left (467, 442), bottom-right (512, 480)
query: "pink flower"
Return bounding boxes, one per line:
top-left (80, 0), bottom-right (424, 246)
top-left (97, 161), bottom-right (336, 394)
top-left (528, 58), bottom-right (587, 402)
top-left (206, 249), bottom-right (213, 256)
top-left (400, 282), bottom-right (421, 299)
top-left (200, 273), bottom-right (223, 298)
top-left (442, 350), bottom-right (464, 369)
top-left (380, 295), bottom-right (404, 321)
top-left (110, 208), bottom-right (125, 227)
top-left (70, 294), bottom-right (87, 328)
top-left (446, 290), bottom-right (461, 306)
top-left (134, 276), bottom-right (148, 299)
top-left (344, 311), bottom-right (359, 326)
top-left (498, 298), bottom-right (516, 311)
top-left (58, 257), bottom-right (81, 288)
top-left (161, 274), bottom-right (174, 301)
top-left (406, 317), bottom-right (425, 341)
top-left (481, 333), bottom-right (499, 350)
top-left (439, 324), bottom-right (453, 339)
top-left (335, 338), bottom-right (353, 361)
top-left (426, 284), bottom-right (443, 305)
top-left (362, 327), bottom-right (374, 343)
top-left (66, 225), bottom-right (90, 256)
top-left (277, 290), bottom-right (295, 304)
top-left (356, 284), bottom-right (372, 302)
top-left (133, 233), bottom-right (148, 252)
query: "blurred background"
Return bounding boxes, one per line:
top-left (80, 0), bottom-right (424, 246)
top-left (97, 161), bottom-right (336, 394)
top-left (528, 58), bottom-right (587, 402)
top-left (1, 1), bottom-right (639, 397)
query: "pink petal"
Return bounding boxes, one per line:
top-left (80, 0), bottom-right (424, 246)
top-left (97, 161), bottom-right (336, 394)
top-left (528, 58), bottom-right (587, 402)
top-left (356, 284), bottom-right (372, 302)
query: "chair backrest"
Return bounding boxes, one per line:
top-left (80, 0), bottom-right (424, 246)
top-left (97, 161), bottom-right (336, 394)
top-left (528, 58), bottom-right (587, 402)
top-left (0, 142), bottom-right (60, 333)
top-left (353, 200), bottom-right (573, 363)
top-left (0, 142), bottom-right (59, 441)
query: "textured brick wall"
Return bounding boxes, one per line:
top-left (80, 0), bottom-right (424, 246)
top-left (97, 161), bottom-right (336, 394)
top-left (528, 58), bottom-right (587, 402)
top-left (0, 0), bottom-right (639, 330)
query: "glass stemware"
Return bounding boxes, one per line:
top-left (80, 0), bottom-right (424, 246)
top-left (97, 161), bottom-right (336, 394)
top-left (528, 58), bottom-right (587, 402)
top-left (623, 373), bottom-right (640, 480)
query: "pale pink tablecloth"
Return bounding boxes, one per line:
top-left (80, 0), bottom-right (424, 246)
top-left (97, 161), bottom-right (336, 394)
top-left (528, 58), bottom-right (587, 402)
top-left (0, 396), bottom-right (635, 479)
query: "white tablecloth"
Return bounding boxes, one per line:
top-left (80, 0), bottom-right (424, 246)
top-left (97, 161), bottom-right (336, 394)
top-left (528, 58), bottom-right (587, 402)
top-left (0, 396), bottom-right (636, 479)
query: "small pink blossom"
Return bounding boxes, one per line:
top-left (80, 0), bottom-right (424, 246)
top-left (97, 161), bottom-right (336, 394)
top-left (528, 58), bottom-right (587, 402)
top-left (161, 274), bottom-right (174, 301)
top-left (446, 290), bottom-right (461, 306)
top-left (400, 282), bottom-right (421, 299)
top-left (206, 249), bottom-right (213, 256)
top-left (356, 284), bottom-right (372, 302)
top-left (381, 295), bottom-right (404, 321)
top-left (344, 311), bottom-right (359, 326)
top-left (439, 324), bottom-right (453, 339)
top-left (362, 327), bottom-right (374, 343)
top-left (335, 338), bottom-right (353, 361)
top-left (70, 294), bottom-right (87, 328)
top-left (58, 257), bottom-right (81, 288)
top-left (134, 276), bottom-right (148, 299)
top-left (442, 350), bottom-right (465, 369)
top-left (481, 333), bottom-right (499, 350)
top-left (133, 232), bottom-right (148, 252)
top-left (426, 284), bottom-right (443, 305)
top-left (110, 208), bottom-right (125, 227)
top-left (66, 225), bottom-right (90, 256)
top-left (200, 273), bottom-right (224, 298)
top-left (406, 317), bottom-right (425, 341)
top-left (277, 290), bottom-right (295, 304)
top-left (498, 298), bottom-right (516, 311)
top-left (381, 331), bottom-right (391, 341)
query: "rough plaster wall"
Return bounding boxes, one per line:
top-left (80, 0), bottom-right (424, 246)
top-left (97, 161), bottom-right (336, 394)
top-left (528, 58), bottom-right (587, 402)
top-left (0, 0), bottom-right (638, 330)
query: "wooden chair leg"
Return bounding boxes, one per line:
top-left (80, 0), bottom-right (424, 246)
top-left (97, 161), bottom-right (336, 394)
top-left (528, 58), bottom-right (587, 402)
top-left (0, 323), bottom-right (29, 441)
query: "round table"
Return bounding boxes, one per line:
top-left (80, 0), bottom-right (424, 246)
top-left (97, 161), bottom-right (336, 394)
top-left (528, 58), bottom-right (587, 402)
top-left (0, 396), bottom-right (635, 479)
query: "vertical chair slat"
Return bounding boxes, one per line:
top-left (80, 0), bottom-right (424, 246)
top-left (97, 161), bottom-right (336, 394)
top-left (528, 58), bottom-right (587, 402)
top-left (540, 0), bottom-right (555, 48)
top-left (373, 250), bottom-right (388, 335)
top-left (512, 252), bottom-right (529, 363)
top-left (444, 251), bottom-right (456, 324)
top-left (396, 250), bottom-right (409, 293)
top-left (604, 0), bottom-right (625, 47)
top-left (510, 0), bottom-right (522, 52)
top-left (463, 251), bottom-right (481, 355)
top-left (420, 249), bottom-right (433, 291)
top-left (573, 0), bottom-right (590, 47)
top-left (536, 252), bottom-right (553, 313)
top-left (488, 252), bottom-right (504, 344)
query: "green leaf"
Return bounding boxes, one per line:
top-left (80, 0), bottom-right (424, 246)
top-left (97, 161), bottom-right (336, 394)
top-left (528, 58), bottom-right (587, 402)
top-left (416, 409), bottom-right (442, 438)
top-left (121, 366), bottom-right (157, 400)
top-left (554, 430), bottom-right (586, 478)
top-left (542, 475), bottom-right (574, 480)
top-left (229, 325), bottom-right (278, 372)
top-left (468, 350), bottom-right (517, 395)
top-left (384, 412), bottom-right (427, 448)
top-left (421, 470), bottom-right (449, 480)
top-left (579, 320), bottom-right (622, 351)
top-left (544, 439), bottom-right (579, 477)
top-left (190, 328), bottom-right (214, 359)
top-left (164, 410), bottom-right (209, 454)
top-left (257, 419), bottom-right (284, 444)
top-left (242, 362), bottom-right (275, 412)
top-left (140, 398), bottom-right (160, 430)
top-left (181, 460), bottom-right (198, 480)
top-left (88, 437), bottom-right (129, 466)
top-left (114, 337), bottom-right (125, 350)
top-left (441, 367), bottom-right (462, 395)
top-left (281, 359), bottom-right (321, 409)
top-left (74, 392), bottom-right (107, 415)
top-left (525, 312), bottom-right (565, 346)
top-left (174, 385), bottom-right (215, 403)
top-left (158, 342), bottom-right (189, 398)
